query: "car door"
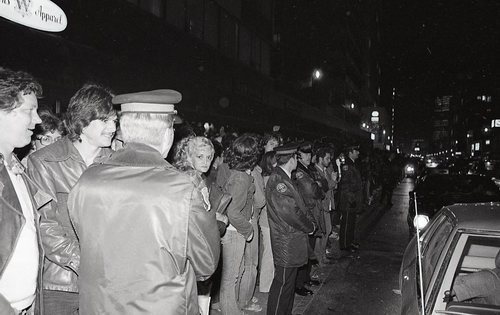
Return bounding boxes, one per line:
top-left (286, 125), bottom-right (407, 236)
top-left (401, 212), bottom-right (455, 315)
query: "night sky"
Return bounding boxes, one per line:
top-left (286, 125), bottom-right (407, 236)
top-left (379, 0), bottom-right (500, 139)
top-left (277, 0), bottom-right (500, 141)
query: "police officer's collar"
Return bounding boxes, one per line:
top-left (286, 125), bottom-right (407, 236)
top-left (106, 142), bottom-right (169, 168)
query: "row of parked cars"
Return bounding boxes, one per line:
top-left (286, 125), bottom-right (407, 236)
top-left (400, 159), bottom-right (500, 314)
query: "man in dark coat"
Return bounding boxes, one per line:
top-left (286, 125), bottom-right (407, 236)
top-left (0, 67), bottom-right (51, 315)
top-left (266, 143), bottom-right (315, 315)
top-left (68, 90), bottom-right (220, 315)
top-left (338, 144), bottom-right (363, 252)
top-left (293, 142), bottom-right (325, 295)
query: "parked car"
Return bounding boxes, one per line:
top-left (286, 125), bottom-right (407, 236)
top-left (408, 174), bottom-right (500, 235)
top-left (400, 203), bottom-right (500, 315)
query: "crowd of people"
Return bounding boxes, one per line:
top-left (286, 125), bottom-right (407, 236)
top-left (0, 66), bottom-right (402, 315)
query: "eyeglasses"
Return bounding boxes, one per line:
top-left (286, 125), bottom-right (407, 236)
top-left (37, 134), bottom-right (61, 146)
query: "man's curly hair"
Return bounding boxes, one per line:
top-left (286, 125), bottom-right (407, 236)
top-left (0, 67), bottom-right (42, 111)
top-left (224, 133), bottom-right (262, 171)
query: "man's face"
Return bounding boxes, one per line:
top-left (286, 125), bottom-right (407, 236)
top-left (265, 138), bottom-right (279, 153)
top-left (349, 149), bottom-right (360, 161)
top-left (81, 115), bottom-right (117, 148)
top-left (320, 153), bottom-right (331, 168)
top-left (190, 146), bottom-right (214, 174)
top-left (290, 154), bottom-right (298, 170)
top-left (35, 130), bottom-right (62, 151)
top-left (298, 151), bottom-right (311, 166)
top-left (0, 92), bottom-right (41, 151)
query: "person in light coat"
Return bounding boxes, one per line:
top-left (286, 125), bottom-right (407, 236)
top-left (68, 90), bottom-right (220, 314)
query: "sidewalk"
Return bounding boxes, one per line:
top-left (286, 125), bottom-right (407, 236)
top-left (211, 191), bottom-right (388, 315)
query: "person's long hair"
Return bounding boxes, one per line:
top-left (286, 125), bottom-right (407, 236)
top-left (260, 151), bottom-right (276, 176)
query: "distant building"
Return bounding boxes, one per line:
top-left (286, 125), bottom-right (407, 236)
top-left (431, 91), bottom-right (499, 160)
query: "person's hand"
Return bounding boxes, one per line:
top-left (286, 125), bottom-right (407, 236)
top-left (335, 158), bottom-right (341, 168)
top-left (246, 230), bottom-right (254, 242)
top-left (309, 222), bottom-right (316, 235)
top-left (216, 212), bottom-right (228, 225)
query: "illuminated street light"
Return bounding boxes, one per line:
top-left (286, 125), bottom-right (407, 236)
top-left (313, 69), bottom-right (322, 80)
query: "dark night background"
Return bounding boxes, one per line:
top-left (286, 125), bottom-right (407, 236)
top-left (1, 0), bottom-right (499, 154)
top-left (274, 0), bottom-right (500, 144)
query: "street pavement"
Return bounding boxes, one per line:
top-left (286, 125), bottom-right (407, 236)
top-left (211, 178), bottom-right (414, 314)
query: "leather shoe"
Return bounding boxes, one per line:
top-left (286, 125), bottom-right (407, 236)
top-left (295, 287), bottom-right (313, 296)
top-left (306, 279), bottom-right (321, 286)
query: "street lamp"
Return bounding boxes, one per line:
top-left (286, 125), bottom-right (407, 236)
top-left (310, 68), bottom-right (323, 87)
top-left (313, 69), bottom-right (322, 80)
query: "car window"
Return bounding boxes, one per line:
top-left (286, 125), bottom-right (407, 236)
top-left (421, 214), bottom-right (454, 292)
top-left (449, 236), bottom-right (500, 307)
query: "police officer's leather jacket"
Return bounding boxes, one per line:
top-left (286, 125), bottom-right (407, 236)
top-left (266, 166), bottom-right (314, 267)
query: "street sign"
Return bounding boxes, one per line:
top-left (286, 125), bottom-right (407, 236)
top-left (0, 0), bottom-right (67, 32)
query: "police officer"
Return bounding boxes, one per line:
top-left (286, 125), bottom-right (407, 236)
top-left (293, 141), bottom-right (325, 295)
top-left (266, 143), bottom-right (315, 315)
top-left (68, 90), bottom-right (220, 314)
top-left (338, 144), bottom-right (363, 252)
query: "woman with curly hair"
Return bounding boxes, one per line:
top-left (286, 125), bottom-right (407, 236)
top-left (173, 136), bottom-right (214, 173)
top-left (216, 133), bottom-right (262, 315)
top-left (172, 135), bottom-right (225, 315)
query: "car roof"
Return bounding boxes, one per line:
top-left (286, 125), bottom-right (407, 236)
top-left (442, 202), bottom-right (500, 231)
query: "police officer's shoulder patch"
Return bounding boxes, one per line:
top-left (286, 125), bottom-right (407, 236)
top-left (296, 171), bottom-right (304, 179)
top-left (276, 183), bottom-right (287, 193)
top-left (342, 165), bottom-right (349, 171)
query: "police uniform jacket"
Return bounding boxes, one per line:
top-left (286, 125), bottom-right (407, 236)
top-left (266, 166), bottom-right (314, 268)
top-left (0, 156), bottom-right (51, 315)
top-left (67, 143), bottom-right (221, 315)
top-left (339, 157), bottom-right (363, 213)
top-left (27, 137), bottom-right (112, 292)
top-left (294, 161), bottom-right (325, 234)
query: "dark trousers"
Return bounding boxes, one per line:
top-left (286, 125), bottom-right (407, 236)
top-left (339, 211), bottom-right (356, 249)
top-left (296, 236), bottom-right (316, 288)
top-left (267, 265), bottom-right (298, 315)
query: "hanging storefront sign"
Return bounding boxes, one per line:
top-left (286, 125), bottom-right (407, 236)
top-left (0, 0), bottom-right (67, 32)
